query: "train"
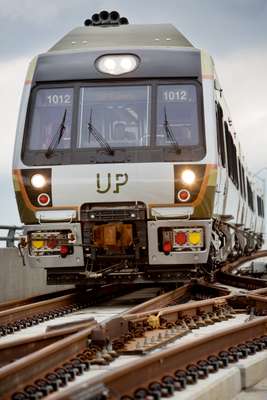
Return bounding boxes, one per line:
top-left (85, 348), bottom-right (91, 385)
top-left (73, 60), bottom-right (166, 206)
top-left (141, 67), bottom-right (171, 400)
top-left (13, 11), bottom-right (265, 286)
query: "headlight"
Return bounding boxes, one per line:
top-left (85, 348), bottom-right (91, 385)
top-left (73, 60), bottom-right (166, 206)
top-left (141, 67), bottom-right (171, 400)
top-left (181, 169), bottom-right (196, 185)
top-left (96, 54), bottom-right (139, 75)
top-left (31, 174), bottom-right (46, 189)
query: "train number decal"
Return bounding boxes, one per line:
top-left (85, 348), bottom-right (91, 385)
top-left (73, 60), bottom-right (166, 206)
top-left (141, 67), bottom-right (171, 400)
top-left (96, 173), bottom-right (128, 194)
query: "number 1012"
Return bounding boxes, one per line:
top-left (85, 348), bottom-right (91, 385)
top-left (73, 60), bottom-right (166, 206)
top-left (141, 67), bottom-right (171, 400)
top-left (163, 90), bottom-right (187, 101)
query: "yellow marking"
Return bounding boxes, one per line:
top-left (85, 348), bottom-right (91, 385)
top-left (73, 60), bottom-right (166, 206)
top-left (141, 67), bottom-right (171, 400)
top-left (147, 315), bottom-right (161, 330)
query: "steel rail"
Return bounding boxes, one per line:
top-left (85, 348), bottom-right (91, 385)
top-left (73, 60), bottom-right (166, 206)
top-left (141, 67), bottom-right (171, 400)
top-left (126, 281), bottom-right (230, 315)
top-left (123, 294), bottom-right (233, 323)
top-left (0, 289), bottom-right (76, 313)
top-left (0, 294), bottom-right (242, 398)
top-left (0, 318), bottom-right (97, 368)
top-left (0, 292), bottom-right (87, 326)
top-left (0, 282), bottom-right (231, 365)
top-left (47, 317), bottom-right (267, 400)
top-left (0, 284), bottom-right (235, 399)
top-left (0, 284), bottom-right (134, 335)
top-left (217, 250), bottom-right (267, 290)
top-left (0, 324), bottom-right (96, 398)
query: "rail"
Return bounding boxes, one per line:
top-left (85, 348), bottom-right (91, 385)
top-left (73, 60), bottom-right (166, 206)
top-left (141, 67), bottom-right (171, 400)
top-left (0, 225), bottom-right (23, 248)
top-left (216, 250), bottom-right (267, 290)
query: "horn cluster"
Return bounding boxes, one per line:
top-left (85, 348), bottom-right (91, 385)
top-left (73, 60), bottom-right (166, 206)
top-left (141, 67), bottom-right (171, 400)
top-left (84, 10), bottom-right (129, 27)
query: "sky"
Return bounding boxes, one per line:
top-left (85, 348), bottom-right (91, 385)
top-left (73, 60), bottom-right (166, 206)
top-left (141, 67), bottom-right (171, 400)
top-left (0, 0), bottom-right (267, 226)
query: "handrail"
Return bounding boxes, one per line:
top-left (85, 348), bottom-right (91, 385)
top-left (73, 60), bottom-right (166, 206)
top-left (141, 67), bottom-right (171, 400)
top-left (0, 225), bottom-right (23, 248)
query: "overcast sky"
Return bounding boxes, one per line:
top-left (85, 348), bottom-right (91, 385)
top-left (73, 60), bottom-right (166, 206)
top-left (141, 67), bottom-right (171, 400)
top-left (0, 0), bottom-right (266, 226)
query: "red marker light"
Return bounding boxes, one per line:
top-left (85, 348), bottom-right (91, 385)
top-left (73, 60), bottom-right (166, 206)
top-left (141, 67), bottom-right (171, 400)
top-left (177, 189), bottom-right (190, 202)
top-left (163, 241), bottom-right (172, 254)
top-left (175, 231), bottom-right (187, 246)
top-left (60, 245), bottom-right (69, 257)
top-left (37, 193), bottom-right (50, 206)
top-left (47, 238), bottom-right (58, 249)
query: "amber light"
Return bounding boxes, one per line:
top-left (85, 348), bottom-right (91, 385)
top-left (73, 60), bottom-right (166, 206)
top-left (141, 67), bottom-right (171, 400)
top-left (188, 231), bottom-right (202, 246)
top-left (32, 240), bottom-right (45, 249)
top-left (175, 231), bottom-right (187, 246)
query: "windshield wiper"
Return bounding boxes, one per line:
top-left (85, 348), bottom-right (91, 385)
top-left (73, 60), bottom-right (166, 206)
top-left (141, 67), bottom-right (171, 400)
top-left (163, 106), bottom-right (181, 154)
top-left (88, 109), bottom-right (114, 156)
top-left (45, 109), bottom-right (67, 158)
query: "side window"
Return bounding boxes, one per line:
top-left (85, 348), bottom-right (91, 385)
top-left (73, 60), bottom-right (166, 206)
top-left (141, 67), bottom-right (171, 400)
top-left (241, 165), bottom-right (246, 200)
top-left (257, 196), bottom-right (260, 216)
top-left (246, 178), bottom-right (254, 211)
top-left (216, 103), bottom-right (226, 167)
top-left (257, 196), bottom-right (264, 217)
top-left (225, 122), bottom-right (238, 189)
top-left (238, 159), bottom-right (244, 197)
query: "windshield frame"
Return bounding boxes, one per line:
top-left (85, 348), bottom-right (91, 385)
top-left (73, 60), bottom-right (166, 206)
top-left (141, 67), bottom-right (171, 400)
top-left (22, 79), bottom-right (206, 166)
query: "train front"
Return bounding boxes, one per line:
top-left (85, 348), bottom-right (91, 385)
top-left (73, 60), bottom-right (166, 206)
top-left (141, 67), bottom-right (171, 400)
top-left (13, 14), bottom-right (217, 286)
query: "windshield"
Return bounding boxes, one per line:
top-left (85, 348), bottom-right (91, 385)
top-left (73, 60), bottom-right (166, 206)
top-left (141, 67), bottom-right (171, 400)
top-left (157, 84), bottom-right (200, 147)
top-left (23, 82), bottom-right (205, 164)
top-left (78, 86), bottom-right (151, 148)
top-left (27, 88), bottom-right (73, 151)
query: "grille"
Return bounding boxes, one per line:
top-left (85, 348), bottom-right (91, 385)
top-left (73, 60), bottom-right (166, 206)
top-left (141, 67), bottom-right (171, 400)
top-left (80, 202), bottom-right (146, 222)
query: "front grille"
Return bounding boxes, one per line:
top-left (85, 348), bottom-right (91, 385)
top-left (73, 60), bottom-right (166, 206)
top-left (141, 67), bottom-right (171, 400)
top-left (80, 202), bottom-right (146, 222)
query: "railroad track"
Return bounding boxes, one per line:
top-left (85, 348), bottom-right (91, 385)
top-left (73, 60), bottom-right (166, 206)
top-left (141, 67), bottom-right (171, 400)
top-left (216, 250), bottom-right (267, 290)
top-left (0, 281), bottom-right (228, 361)
top-left (0, 287), bottom-right (97, 337)
top-left (0, 289), bottom-right (75, 313)
top-left (1, 286), bottom-right (266, 400)
top-left (47, 317), bottom-right (267, 400)
top-left (1, 251), bottom-right (267, 399)
top-left (0, 284), bottom-right (142, 338)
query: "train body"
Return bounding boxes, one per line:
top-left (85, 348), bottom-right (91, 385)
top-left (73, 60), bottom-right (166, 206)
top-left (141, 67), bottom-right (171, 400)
top-left (13, 12), bottom-right (265, 286)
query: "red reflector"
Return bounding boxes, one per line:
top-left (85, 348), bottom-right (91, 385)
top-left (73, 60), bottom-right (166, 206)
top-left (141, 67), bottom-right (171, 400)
top-left (163, 241), bottom-right (172, 254)
top-left (60, 245), bottom-right (69, 256)
top-left (177, 189), bottom-right (190, 202)
top-left (175, 231), bottom-right (187, 246)
top-left (47, 238), bottom-right (58, 249)
top-left (37, 193), bottom-right (50, 206)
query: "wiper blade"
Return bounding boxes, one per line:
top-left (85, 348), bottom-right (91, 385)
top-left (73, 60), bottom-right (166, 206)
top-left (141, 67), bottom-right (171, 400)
top-left (163, 106), bottom-right (181, 154)
top-left (88, 109), bottom-right (114, 156)
top-left (45, 109), bottom-right (67, 158)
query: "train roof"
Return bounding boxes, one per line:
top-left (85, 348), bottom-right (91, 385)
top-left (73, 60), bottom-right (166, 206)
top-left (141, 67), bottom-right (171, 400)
top-left (50, 24), bottom-right (194, 53)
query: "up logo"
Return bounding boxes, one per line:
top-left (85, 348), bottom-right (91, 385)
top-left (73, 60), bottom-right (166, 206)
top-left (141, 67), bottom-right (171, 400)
top-left (96, 173), bottom-right (129, 194)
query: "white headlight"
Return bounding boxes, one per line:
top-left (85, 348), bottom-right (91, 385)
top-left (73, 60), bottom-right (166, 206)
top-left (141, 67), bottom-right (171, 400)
top-left (181, 169), bottom-right (196, 185)
top-left (31, 174), bottom-right (46, 189)
top-left (96, 54), bottom-right (139, 75)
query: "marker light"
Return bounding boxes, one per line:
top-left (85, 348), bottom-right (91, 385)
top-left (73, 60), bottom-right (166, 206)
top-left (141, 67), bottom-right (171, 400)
top-left (60, 245), bottom-right (69, 257)
top-left (175, 231), bottom-right (187, 246)
top-left (163, 241), bottom-right (172, 254)
top-left (31, 174), bottom-right (46, 189)
top-left (47, 238), bottom-right (58, 249)
top-left (96, 54), bottom-right (139, 75)
top-left (32, 240), bottom-right (45, 249)
top-left (181, 169), bottom-right (196, 185)
top-left (177, 189), bottom-right (190, 202)
top-left (188, 231), bottom-right (201, 246)
top-left (37, 193), bottom-right (50, 206)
